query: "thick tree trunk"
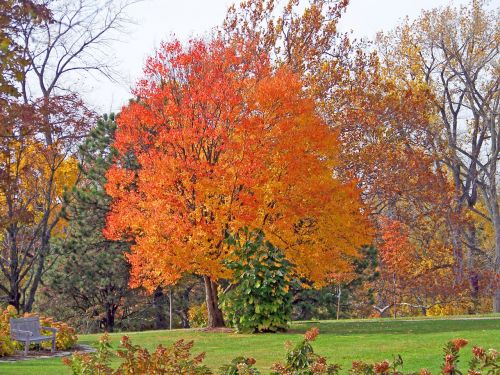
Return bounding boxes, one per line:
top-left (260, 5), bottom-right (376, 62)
top-left (102, 304), bottom-right (116, 332)
top-left (8, 287), bottom-right (20, 313)
top-left (203, 276), bottom-right (225, 328)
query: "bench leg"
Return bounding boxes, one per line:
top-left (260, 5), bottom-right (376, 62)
top-left (51, 336), bottom-right (56, 352)
top-left (24, 340), bottom-right (29, 356)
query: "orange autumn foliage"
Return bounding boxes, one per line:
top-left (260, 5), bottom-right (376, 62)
top-left (104, 38), bottom-right (372, 291)
top-left (379, 219), bottom-right (414, 275)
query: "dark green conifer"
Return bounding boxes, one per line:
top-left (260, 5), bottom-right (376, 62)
top-left (47, 114), bottom-right (132, 332)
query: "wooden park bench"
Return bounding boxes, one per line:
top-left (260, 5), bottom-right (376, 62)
top-left (10, 316), bottom-right (57, 355)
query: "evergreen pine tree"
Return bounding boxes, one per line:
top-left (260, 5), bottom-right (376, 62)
top-left (46, 114), bottom-right (132, 332)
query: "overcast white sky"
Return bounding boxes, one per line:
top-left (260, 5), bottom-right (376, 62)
top-left (84, 0), bottom-right (468, 113)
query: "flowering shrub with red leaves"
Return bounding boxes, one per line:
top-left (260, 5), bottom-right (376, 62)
top-left (63, 333), bottom-right (212, 375)
top-left (266, 329), bottom-right (498, 375)
top-left (341, 338), bottom-right (498, 375)
top-left (219, 356), bottom-right (260, 374)
top-left (270, 327), bottom-right (341, 375)
top-left (437, 339), bottom-right (498, 375)
top-left (64, 329), bottom-right (498, 375)
top-left (349, 355), bottom-right (407, 375)
top-left (63, 334), bottom-right (113, 375)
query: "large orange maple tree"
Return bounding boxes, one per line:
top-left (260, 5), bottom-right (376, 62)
top-left (104, 38), bottom-right (372, 327)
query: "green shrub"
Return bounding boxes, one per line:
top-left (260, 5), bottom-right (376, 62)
top-left (63, 333), bottom-right (212, 374)
top-left (220, 229), bottom-right (292, 333)
top-left (189, 303), bottom-right (209, 328)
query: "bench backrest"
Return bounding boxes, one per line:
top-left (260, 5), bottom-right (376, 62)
top-left (10, 316), bottom-right (41, 335)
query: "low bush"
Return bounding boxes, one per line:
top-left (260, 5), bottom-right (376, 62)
top-left (220, 229), bottom-right (293, 333)
top-left (63, 334), bottom-right (113, 375)
top-left (39, 316), bottom-right (78, 350)
top-left (270, 327), bottom-right (341, 375)
top-left (0, 306), bottom-right (78, 356)
top-left (62, 327), bottom-right (499, 375)
top-left (219, 356), bottom-right (261, 375)
top-left (63, 333), bottom-right (212, 374)
top-left (189, 303), bottom-right (209, 328)
top-left (266, 328), bottom-right (498, 375)
top-left (0, 306), bottom-right (18, 356)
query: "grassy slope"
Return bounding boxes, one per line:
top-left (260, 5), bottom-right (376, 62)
top-left (0, 317), bottom-right (498, 374)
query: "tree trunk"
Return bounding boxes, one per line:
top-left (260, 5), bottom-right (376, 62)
top-left (449, 215), bottom-right (465, 286)
top-left (169, 287), bottom-right (172, 330)
top-left (203, 276), bottom-right (225, 328)
top-left (392, 273), bottom-right (397, 319)
top-left (490, 171), bottom-right (500, 312)
top-left (178, 309), bottom-right (190, 328)
top-left (481, 116), bottom-right (500, 313)
top-left (178, 284), bottom-right (193, 328)
top-left (152, 287), bottom-right (168, 329)
top-left (8, 286), bottom-right (20, 313)
top-left (494, 286), bottom-right (500, 313)
top-left (466, 224), bottom-right (480, 313)
top-left (493, 213), bottom-right (500, 313)
top-left (335, 286), bottom-right (341, 320)
top-left (103, 304), bottom-right (116, 332)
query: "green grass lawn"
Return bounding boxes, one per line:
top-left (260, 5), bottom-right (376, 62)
top-left (1, 316), bottom-right (498, 374)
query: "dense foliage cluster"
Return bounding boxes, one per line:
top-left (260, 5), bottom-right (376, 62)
top-left (221, 230), bottom-right (293, 332)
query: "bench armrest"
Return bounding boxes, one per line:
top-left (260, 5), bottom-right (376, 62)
top-left (11, 329), bottom-right (33, 340)
top-left (41, 326), bottom-right (58, 334)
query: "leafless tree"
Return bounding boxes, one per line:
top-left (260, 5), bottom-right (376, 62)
top-left (0, 0), bottom-right (139, 312)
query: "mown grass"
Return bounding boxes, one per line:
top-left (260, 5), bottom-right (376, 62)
top-left (0, 316), bottom-right (498, 374)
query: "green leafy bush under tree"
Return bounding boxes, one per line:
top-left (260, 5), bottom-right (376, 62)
top-left (220, 229), bottom-right (293, 333)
